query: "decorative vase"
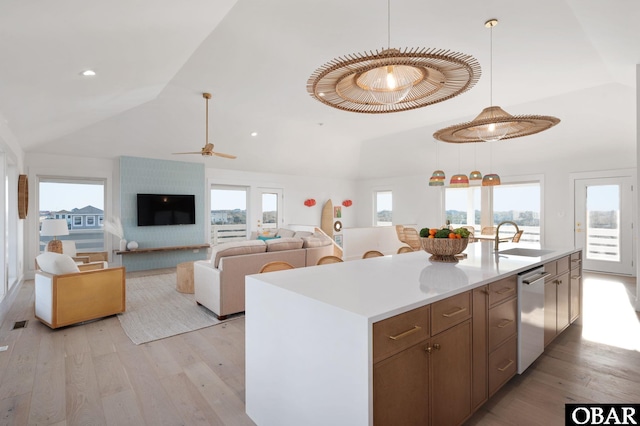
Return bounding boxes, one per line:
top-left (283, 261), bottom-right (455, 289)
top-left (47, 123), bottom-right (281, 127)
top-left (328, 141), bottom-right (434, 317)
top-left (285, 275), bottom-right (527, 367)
top-left (127, 241), bottom-right (139, 250)
top-left (119, 239), bottom-right (127, 251)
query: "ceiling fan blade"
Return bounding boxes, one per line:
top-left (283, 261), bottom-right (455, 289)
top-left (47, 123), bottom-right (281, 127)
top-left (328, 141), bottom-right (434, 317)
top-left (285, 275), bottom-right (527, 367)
top-left (172, 151), bottom-right (203, 155)
top-left (213, 152), bottom-right (237, 159)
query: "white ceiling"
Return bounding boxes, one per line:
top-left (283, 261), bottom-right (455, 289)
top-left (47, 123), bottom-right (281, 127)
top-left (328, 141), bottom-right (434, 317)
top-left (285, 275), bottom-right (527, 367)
top-left (1, 0), bottom-right (638, 179)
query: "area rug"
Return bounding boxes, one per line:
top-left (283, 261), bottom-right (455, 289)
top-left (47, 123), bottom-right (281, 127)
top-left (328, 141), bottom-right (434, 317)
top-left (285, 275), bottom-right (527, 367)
top-left (118, 272), bottom-right (234, 345)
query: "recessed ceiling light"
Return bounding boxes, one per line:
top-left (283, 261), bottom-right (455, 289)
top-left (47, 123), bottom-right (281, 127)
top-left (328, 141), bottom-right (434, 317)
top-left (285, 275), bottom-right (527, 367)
top-left (250, 132), bottom-right (258, 137)
top-left (81, 70), bottom-right (96, 76)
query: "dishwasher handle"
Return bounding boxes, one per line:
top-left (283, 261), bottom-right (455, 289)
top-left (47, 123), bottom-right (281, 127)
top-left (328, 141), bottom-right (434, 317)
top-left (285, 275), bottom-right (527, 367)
top-left (522, 272), bottom-right (551, 285)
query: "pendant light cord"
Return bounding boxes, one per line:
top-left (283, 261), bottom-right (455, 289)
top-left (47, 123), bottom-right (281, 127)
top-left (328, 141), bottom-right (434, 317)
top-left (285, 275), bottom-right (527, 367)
top-left (387, 0), bottom-right (391, 49)
top-left (489, 24), bottom-right (493, 107)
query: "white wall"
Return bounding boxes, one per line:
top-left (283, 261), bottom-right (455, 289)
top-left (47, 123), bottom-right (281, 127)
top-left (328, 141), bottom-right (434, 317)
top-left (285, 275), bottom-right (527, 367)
top-left (205, 168), bottom-right (357, 233)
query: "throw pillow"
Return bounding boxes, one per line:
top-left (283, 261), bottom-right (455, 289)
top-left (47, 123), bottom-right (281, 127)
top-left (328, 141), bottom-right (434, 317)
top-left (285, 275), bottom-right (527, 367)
top-left (265, 237), bottom-right (304, 252)
top-left (275, 228), bottom-right (295, 238)
top-left (36, 252), bottom-right (81, 275)
top-left (257, 235), bottom-right (281, 241)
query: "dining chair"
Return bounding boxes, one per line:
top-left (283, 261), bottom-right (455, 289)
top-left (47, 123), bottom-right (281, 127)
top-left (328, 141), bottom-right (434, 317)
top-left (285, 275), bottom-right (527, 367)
top-left (362, 250), bottom-right (384, 259)
top-left (316, 255), bottom-right (344, 265)
top-left (481, 226), bottom-right (496, 235)
top-left (259, 261), bottom-right (295, 273)
top-left (512, 230), bottom-right (524, 243)
top-left (397, 246), bottom-right (414, 254)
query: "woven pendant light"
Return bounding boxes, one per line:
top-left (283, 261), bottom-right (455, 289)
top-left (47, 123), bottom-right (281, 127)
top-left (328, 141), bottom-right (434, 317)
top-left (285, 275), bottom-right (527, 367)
top-left (429, 141), bottom-right (446, 186)
top-left (307, 1), bottom-right (481, 114)
top-left (432, 19), bottom-right (560, 143)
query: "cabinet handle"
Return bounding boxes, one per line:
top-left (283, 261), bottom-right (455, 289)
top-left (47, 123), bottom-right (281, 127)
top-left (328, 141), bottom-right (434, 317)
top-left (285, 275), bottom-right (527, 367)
top-left (571, 275), bottom-right (582, 279)
top-left (497, 359), bottom-right (514, 372)
top-left (389, 325), bottom-right (422, 340)
top-left (433, 343), bottom-right (441, 350)
top-left (425, 346), bottom-right (432, 353)
top-left (497, 319), bottom-right (514, 328)
top-left (496, 287), bottom-right (514, 295)
top-left (571, 259), bottom-right (582, 264)
top-left (442, 307), bottom-right (467, 318)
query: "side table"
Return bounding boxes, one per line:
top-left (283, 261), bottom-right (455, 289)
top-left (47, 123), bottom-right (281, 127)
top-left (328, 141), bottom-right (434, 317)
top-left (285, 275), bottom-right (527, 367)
top-left (176, 261), bottom-right (195, 293)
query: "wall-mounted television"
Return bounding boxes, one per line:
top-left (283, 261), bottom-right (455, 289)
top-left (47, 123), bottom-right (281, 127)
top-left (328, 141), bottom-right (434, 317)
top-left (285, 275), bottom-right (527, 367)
top-left (137, 194), bottom-right (196, 226)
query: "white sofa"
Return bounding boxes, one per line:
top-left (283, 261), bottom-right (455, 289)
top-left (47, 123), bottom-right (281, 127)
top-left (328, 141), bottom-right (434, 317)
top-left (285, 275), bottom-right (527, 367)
top-left (195, 230), bottom-right (334, 319)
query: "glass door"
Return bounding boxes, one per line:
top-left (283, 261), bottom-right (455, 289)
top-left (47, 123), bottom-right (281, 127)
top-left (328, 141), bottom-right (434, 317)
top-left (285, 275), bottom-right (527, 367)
top-left (259, 188), bottom-right (283, 233)
top-left (210, 185), bottom-right (248, 245)
top-left (574, 177), bottom-right (633, 275)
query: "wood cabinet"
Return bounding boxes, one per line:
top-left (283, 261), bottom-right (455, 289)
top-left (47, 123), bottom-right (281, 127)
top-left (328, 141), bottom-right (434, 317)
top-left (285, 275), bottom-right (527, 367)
top-left (471, 286), bottom-right (488, 410)
top-left (570, 251), bottom-right (582, 323)
top-left (487, 276), bottom-right (518, 396)
top-left (544, 256), bottom-right (571, 347)
top-left (373, 293), bottom-right (472, 426)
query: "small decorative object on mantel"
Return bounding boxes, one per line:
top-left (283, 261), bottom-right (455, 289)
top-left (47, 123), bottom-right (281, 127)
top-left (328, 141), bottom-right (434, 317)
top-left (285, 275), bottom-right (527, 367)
top-left (304, 198), bottom-right (316, 207)
top-left (127, 241), bottom-right (139, 250)
top-left (342, 200), bottom-right (352, 207)
top-left (119, 239), bottom-right (128, 252)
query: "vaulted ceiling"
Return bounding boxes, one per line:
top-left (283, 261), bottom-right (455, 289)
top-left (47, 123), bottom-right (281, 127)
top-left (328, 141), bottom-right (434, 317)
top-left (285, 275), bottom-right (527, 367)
top-left (2, 0), bottom-right (638, 179)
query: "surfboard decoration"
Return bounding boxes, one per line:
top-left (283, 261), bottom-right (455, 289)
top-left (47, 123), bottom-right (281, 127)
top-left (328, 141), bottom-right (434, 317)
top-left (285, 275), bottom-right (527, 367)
top-left (321, 199), bottom-right (334, 237)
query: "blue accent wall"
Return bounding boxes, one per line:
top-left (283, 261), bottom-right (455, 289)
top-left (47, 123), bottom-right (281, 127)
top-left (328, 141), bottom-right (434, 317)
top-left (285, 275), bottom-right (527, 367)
top-left (119, 156), bottom-right (208, 271)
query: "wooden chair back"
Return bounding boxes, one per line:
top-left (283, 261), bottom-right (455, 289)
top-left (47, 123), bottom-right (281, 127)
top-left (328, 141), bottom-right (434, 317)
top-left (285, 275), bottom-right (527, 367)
top-left (512, 230), bottom-right (524, 243)
top-left (481, 226), bottom-right (496, 235)
top-left (317, 255), bottom-right (344, 265)
top-left (397, 246), bottom-right (414, 254)
top-left (259, 261), bottom-right (295, 273)
top-left (362, 250), bottom-right (384, 259)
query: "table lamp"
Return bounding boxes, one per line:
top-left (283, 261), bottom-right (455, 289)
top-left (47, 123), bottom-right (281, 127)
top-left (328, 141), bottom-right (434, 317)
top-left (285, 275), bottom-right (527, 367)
top-left (41, 219), bottom-right (69, 253)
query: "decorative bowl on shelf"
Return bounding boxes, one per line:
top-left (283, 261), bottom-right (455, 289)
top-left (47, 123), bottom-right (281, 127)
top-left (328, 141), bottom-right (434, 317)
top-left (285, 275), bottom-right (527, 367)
top-left (420, 237), bottom-right (469, 263)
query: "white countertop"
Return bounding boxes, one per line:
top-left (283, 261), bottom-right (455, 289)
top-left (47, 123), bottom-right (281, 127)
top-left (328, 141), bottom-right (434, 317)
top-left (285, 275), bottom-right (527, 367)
top-left (247, 241), bottom-right (578, 323)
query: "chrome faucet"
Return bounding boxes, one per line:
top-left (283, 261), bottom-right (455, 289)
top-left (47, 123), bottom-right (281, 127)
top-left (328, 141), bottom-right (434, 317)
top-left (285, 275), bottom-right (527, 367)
top-left (495, 221), bottom-right (520, 251)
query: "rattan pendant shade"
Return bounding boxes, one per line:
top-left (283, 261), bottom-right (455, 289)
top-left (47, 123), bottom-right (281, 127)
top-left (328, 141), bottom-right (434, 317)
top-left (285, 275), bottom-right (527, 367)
top-left (433, 106), bottom-right (560, 143)
top-left (433, 19), bottom-right (560, 143)
top-left (308, 48), bottom-right (481, 114)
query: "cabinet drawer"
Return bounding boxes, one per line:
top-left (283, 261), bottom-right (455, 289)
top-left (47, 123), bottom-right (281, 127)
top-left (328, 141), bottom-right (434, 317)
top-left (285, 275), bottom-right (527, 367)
top-left (544, 260), bottom-right (557, 277)
top-left (488, 335), bottom-right (517, 396)
top-left (488, 276), bottom-right (517, 307)
top-left (431, 291), bottom-right (471, 335)
top-left (488, 298), bottom-right (517, 352)
top-left (373, 304), bottom-right (431, 363)
top-left (570, 251), bottom-right (582, 269)
top-left (557, 255), bottom-right (570, 275)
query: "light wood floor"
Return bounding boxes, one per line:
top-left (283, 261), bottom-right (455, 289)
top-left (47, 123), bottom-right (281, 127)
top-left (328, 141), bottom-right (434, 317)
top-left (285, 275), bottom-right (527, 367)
top-left (0, 272), bottom-right (637, 425)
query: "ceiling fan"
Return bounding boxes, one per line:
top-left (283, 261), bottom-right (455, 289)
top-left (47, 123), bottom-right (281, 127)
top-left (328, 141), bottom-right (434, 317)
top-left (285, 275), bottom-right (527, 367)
top-left (173, 93), bottom-right (237, 159)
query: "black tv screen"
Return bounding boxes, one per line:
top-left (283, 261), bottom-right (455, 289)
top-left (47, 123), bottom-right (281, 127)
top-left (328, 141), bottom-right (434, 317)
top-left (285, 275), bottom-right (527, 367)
top-left (137, 194), bottom-right (196, 226)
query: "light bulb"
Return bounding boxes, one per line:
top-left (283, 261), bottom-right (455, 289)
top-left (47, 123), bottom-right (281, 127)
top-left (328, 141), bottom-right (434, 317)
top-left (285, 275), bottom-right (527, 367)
top-left (386, 66), bottom-right (397, 89)
top-left (488, 123), bottom-right (496, 132)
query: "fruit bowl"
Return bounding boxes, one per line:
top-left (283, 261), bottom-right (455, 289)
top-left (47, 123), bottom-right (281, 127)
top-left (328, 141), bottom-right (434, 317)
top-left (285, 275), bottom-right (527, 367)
top-left (420, 237), bottom-right (469, 263)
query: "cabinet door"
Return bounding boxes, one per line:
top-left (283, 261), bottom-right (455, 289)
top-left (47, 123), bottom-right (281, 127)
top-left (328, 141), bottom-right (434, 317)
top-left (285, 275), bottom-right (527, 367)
top-left (431, 320), bottom-right (471, 426)
top-left (570, 268), bottom-right (582, 323)
top-left (374, 341), bottom-right (430, 426)
top-left (556, 272), bottom-right (570, 333)
top-left (471, 287), bottom-right (488, 410)
top-left (544, 279), bottom-right (557, 347)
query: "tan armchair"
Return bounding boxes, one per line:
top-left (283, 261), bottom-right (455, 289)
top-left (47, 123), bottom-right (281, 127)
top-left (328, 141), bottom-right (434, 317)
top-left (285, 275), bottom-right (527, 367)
top-left (35, 252), bottom-right (125, 329)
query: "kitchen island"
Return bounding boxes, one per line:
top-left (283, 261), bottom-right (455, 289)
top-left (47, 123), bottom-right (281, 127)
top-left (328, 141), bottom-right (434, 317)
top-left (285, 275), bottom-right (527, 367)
top-left (245, 241), bottom-right (581, 426)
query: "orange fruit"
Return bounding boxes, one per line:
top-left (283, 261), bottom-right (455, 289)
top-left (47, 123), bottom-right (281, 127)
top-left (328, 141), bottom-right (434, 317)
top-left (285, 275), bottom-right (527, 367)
top-left (428, 235), bottom-right (435, 239)
top-left (429, 229), bottom-right (437, 236)
top-left (448, 233), bottom-right (456, 239)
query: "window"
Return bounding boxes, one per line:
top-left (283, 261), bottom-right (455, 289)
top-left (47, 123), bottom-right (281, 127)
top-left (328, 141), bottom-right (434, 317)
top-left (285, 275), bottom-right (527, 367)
top-left (492, 182), bottom-right (541, 243)
top-left (445, 187), bottom-right (481, 229)
top-left (444, 181), bottom-right (541, 243)
top-left (38, 178), bottom-right (105, 253)
top-left (375, 191), bottom-right (392, 226)
top-left (262, 192), bottom-right (279, 229)
top-left (210, 186), bottom-right (248, 245)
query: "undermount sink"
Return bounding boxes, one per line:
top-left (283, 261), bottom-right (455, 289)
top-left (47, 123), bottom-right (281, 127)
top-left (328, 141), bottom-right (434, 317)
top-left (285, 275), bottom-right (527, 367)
top-left (498, 248), bottom-right (553, 257)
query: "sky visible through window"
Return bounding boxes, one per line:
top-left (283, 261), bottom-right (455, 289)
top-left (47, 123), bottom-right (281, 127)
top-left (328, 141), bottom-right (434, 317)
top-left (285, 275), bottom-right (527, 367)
top-left (39, 182), bottom-right (104, 211)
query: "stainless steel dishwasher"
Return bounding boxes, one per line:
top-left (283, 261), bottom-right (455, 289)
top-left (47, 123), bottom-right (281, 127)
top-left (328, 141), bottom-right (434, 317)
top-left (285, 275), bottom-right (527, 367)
top-left (517, 266), bottom-right (550, 374)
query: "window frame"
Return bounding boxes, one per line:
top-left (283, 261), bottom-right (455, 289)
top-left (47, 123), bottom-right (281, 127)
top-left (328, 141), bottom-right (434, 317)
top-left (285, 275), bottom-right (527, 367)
top-left (374, 189), bottom-right (393, 227)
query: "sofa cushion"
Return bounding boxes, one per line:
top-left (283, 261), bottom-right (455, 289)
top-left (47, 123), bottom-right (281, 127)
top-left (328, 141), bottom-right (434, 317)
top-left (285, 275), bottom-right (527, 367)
top-left (210, 240), bottom-right (267, 268)
top-left (265, 237), bottom-right (304, 252)
top-left (36, 252), bottom-right (81, 275)
top-left (293, 231), bottom-right (313, 239)
top-left (302, 236), bottom-right (333, 248)
top-left (257, 235), bottom-right (281, 241)
top-left (276, 228), bottom-right (295, 238)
